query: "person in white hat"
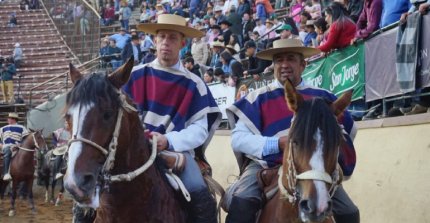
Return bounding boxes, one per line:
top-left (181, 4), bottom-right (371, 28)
top-left (13, 42), bottom-right (23, 68)
top-left (125, 14), bottom-right (222, 223)
top-left (1, 112), bottom-right (29, 181)
top-left (224, 39), bottom-right (360, 223)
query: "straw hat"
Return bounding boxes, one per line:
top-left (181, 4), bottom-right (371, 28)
top-left (306, 20), bottom-right (315, 26)
top-left (137, 14), bottom-right (204, 38)
top-left (225, 45), bottom-right (237, 54)
top-left (8, 112), bottom-right (19, 120)
top-left (256, 39), bottom-right (321, 60)
top-left (211, 41), bottom-right (225, 48)
top-left (214, 5), bottom-right (223, 12)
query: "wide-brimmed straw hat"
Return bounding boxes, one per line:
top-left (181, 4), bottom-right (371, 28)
top-left (225, 45), bottom-right (237, 54)
top-left (256, 39), bottom-right (320, 60)
top-left (8, 112), bottom-right (19, 119)
top-left (137, 14), bottom-right (204, 38)
top-left (211, 41), bottom-right (225, 48)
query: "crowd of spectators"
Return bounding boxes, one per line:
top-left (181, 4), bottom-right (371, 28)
top-left (96, 0), bottom-right (430, 119)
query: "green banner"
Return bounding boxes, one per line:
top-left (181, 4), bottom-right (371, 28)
top-left (302, 44), bottom-right (365, 100)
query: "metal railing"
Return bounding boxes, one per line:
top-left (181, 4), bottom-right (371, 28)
top-left (28, 56), bottom-right (102, 108)
top-left (40, 0), bottom-right (101, 63)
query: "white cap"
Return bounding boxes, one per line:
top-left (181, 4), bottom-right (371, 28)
top-left (15, 43), bottom-right (20, 47)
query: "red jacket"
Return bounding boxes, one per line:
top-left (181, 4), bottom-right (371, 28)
top-left (255, 0), bottom-right (274, 14)
top-left (318, 20), bottom-right (356, 53)
top-left (104, 6), bottom-right (115, 20)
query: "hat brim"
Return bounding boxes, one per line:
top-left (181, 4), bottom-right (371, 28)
top-left (256, 47), bottom-right (321, 60)
top-left (137, 23), bottom-right (204, 38)
top-left (226, 47), bottom-right (237, 54)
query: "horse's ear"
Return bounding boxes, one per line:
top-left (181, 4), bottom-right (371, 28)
top-left (29, 128), bottom-right (35, 132)
top-left (284, 79), bottom-right (303, 113)
top-left (108, 56), bottom-right (134, 89)
top-left (69, 63), bottom-right (82, 85)
top-left (332, 90), bottom-right (353, 116)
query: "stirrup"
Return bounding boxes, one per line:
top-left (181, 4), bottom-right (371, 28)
top-left (55, 173), bottom-right (64, 180)
top-left (3, 173), bottom-right (12, 181)
top-left (158, 150), bottom-right (186, 174)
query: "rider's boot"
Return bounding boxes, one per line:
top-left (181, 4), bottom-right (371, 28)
top-left (225, 197), bottom-right (261, 223)
top-left (334, 210), bottom-right (360, 223)
top-left (189, 188), bottom-right (217, 223)
top-left (2, 152), bottom-right (12, 181)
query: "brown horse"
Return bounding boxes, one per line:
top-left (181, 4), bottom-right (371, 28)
top-left (8, 129), bottom-right (48, 217)
top-left (258, 80), bottom-right (352, 223)
top-left (63, 58), bottom-right (187, 223)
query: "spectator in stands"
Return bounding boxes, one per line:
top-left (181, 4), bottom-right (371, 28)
top-left (122, 35), bottom-right (142, 65)
top-left (8, 13), bottom-right (17, 28)
top-left (207, 24), bottom-right (221, 43)
top-left (20, 0), bottom-right (29, 11)
top-left (29, 0), bottom-right (39, 9)
top-left (228, 34), bottom-right (241, 52)
top-left (275, 0), bottom-right (286, 10)
top-left (108, 39), bottom-right (122, 70)
top-left (290, 0), bottom-right (305, 26)
top-left (318, 2), bottom-right (356, 53)
top-left (314, 17), bottom-right (328, 46)
top-left (100, 38), bottom-right (111, 68)
top-left (380, 0), bottom-right (411, 27)
top-left (119, 2), bottom-right (132, 31)
top-left (0, 58), bottom-right (17, 104)
top-left (210, 41), bottom-right (225, 69)
top-left (227, 7), bottom-right (243, 44)
top-left (255, 0), bottom-right (274, 23)
top-left (214, 67), bottom-right (227, 83)
top-left (203, 69), bottom-right (215, 84)
top-left (345, 0), bottom-right (364, 22)
top-left (220, 51), bottom-right (241, 77)
top-left (242, 13), bottom-right (256, 44)
top-left (110, 28), bottom-right (131, 49)
top-left (352, 0), bottom-right (382, 41)
top-left (275, 24), bottom-right (298, 39)
top-left (242, 40), bottom-right (271, 80)
top-left (214, 5), bottom-right (227, 24)
top-left (237, 0), bottom-right (251, 18)
top-left (219, 20), bottom-right (233, 45)
top-left (253, 18), bottom-right (267, 38)
top-left (13, 43), bottom-right (23, 69)
top-left (142, 46), bottom-right (157, 64)
top-left (305, 0), bottom-right (322, 19)
top-left (265, 20), bottom-right (277, 40)
top-left (304, 20), bottom-right (317, 47)
top-left (139, 32), bottom-right (154, 56)
top-left (184, 57), bottom-right (202, 77)
top-left (102, 3), bottom-right (115, 26)
top-left (191, 35), bottom-right (209, 66)
top-left (400, 0), bottom-right (430, 23)
top-left (73, 4), bottom-right (84, 34)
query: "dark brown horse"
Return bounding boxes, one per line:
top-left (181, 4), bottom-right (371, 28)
top-left (63, 58), bottom-right (187, 223)
top-left (8, 129), bottom-right (48, 217)
top-left (258, 80), bottom-right (352, 223)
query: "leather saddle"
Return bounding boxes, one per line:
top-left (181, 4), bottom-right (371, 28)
top-left (257, 165), bottom-right (281, 203)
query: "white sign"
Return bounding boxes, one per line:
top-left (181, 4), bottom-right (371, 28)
top-left (208, 83), bottom-right (236, 119)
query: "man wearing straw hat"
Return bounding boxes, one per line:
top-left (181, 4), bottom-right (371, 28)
top-left (225, 39), bottom-right (359, 223)
top-left (123, 14), bottom-right (222, 223)
top-left (0, 112), bottom-right (28, 181)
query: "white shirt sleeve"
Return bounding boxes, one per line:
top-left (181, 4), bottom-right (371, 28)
top-left (164, 115), bottom-right (209, 152)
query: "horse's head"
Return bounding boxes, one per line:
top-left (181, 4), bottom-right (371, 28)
top-left (63, 58), bottom-right (135, 208)
top-left (23, 129), bottom-right (48, 151)
top-left (281, 80), bottom-right (352, 222)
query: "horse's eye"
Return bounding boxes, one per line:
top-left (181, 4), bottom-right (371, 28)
top-left (103, 111), bottom-right (113, 121)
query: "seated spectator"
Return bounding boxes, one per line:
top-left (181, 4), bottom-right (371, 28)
top-left (184, 57), bottom-right (202, 77)
top-left (265, 20), bottom-right (277, 39)
top-left (220, 51), bottom-right (244, 87)
top-left (304, 20), bottom-right (317, 47)
top-left (139, 32), bottom-right (154, 56)
top-left (13, 43), bottom-right (23, 68)
top-left (103, 3), bottom-right (115, 26)
top-left (228, 34), bottom-right (241, 52)
top-left (305, 0), bottom-right (322, 19)
top-left (108, 39), bottom-right (122, 70)
top-left (318, 2), bottom-right (357, 53)
top-left (219, 19), bottom-right (233, 45)
top-left (214, 67), bottom-right (227, 84)
top-left (400, 0), bottom-right (430, 23)
top-left (314, 17), bottom-right (328, 46)
top-left (380, 0), bottom-right (411, 27)
top-left (242, 40), bottom-right (271, 79)
top-left (100, 38), bottom-right (111, 68)
top-left (29, 0), bottom-right (39, 9)
top-left (275, 24), bottom-right (299, 40)
top-left (191, 34), bottom-right (209, 66)
top-left (110, 28), bottom-right (131, 50)
top-left (0, 58), bottom-right (17, 104)
top-left (20, 0), bottom-right (29, 10)
top-left (8, 13), bottom-right (17, 28)
top-left (253, 18), bottom-right (267, 38)
top-left (203, 69), bottom-right (215, 84)
top-left (207, 24), bottom-right (221, 43)
top-left (354, 0), bottom-right (383, 40)
top-left (142, 46), bottom-right (156, 64)
top-left (209, 41), bottom-right (225, 69)
top-left (242, 13), bottom-right (256, 44)
top-left (290, 0), bottom-right (305, 26)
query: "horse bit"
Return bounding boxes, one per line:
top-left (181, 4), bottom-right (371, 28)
top-left (67, 90), bottom-right (158, 188)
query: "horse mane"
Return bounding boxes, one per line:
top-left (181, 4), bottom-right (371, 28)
top-left (65, 73), bottom-right (121, 111)
top-left (288, 97), bottom-right (342, 156)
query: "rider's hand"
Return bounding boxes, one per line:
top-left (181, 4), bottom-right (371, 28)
top-left (149, 131), bottom-right (169, 152)
top-left (400, 12), bottom-right (409, 24)
top-left (419, 3), bottom-right (430, 14)
top-left (278, 136), bottom-right (288, 152)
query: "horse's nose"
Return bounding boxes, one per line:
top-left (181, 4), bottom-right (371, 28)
top-left (299, 199), bottom-right (316, 214)
top-left (76, 173), bottom-right (97, 194)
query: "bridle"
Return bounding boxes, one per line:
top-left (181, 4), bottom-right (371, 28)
top-left (18, 132), bottom-right (44, 152)
top-left (278, 135), bottom-right (342, 204)
top-left (67, 91), bottom-right (157, 187)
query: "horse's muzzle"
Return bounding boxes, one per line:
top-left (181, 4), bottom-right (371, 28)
top-left (64, 172), bottom-right (97, 204)
top-left (299, 198), bottom-right (333, 222)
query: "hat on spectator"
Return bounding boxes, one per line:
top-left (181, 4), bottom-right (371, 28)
top-left (130, 28), bottom-right (137, 33)
top-left (218, 19), bottom-right (232, 26)
top-left (256, 39), bottom-right (320, 60)
top-left (211, 41), bottom-right (225, 48)
top-left (225, 45), bottom-right (237, 54)
top-left (306, 20), bottom-right (315, 26)
top-left (265, 20), bottom-right (274, 25)
top-left (275, 24), bottom-right (292, 33)
top-left (244, 41), bottom-right (256, 49)
top-left (14, 43), bottom-right (20, 47)
top-left (8, 112), bottom-right (19, 120)
top-left (214, 5), bottom-right (223, 12)
top-left (137, 14), bottom-right (204, 38)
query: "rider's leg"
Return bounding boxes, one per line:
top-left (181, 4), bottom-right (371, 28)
top-left (332, 185), bottom-right (360, 223)
top-left (2, 145), bottom-right (12, 181)
top-left (178, 152), bottom-right (216, 223)
top-left (225, 161), bottom-right (263, 223)
top-left (54, 155), bottom-right (64, 180)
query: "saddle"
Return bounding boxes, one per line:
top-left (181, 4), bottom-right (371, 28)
top-left (257, 165), bottom-right (281, 203)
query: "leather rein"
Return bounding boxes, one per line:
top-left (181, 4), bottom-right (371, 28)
top-left (67, 91), bottom-right (157, 186)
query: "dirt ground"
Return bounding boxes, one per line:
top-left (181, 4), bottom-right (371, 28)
top-left (0, 185), bottom-right (73, 223)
